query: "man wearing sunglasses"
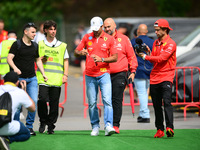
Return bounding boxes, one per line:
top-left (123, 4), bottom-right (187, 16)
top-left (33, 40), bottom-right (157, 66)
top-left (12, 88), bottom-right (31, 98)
top-left (7, 23), bottom-right (47, 136)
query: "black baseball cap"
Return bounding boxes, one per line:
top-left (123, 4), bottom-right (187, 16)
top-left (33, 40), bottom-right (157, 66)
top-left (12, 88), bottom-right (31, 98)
top-left (4, 71), bottom-right (19, 83)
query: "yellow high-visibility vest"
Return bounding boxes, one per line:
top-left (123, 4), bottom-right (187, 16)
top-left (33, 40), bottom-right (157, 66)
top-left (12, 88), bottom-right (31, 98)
top-left (36, 40), bottom-right (67, 86)
top-left (0, 40), bottom-right (15, 75)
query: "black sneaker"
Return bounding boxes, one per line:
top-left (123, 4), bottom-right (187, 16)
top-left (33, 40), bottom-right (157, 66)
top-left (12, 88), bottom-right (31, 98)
top-left (137, 118), bottom-right (150, 123)
top-left (39, 123), bottom-right (46, 133)
top-left (137, 116), bottom-right (142, 121)
top-left (0, 136), bottom-right (10, 150)
top-left (47, 129), bottom-right (54, 134)
top-left (28, 128), bottom-right (36, 136)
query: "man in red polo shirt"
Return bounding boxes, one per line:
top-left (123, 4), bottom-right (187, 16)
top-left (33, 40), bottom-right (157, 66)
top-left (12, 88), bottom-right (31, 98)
top-left (138, 19), bottom-right (176, 138)
top-left (0, 19), bottom-right (8, 43)
top-left (104, 18), bottom-right (138, 134)
top-left (74, 16), bottom-right (118, 136)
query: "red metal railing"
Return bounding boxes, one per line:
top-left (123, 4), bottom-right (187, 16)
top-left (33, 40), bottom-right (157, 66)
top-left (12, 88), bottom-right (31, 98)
top-left (131, 66), bottom-right (200, 118)
top-left (174, 66), bottom-right (200, 118)
top-left (59, 82), bottom-right (68, 117)
top-left (82, 67), bottom-right (200, 119)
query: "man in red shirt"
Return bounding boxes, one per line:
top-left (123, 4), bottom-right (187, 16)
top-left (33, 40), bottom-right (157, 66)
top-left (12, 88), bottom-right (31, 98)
top-left (104, 18), bottom-right (138, 134)
top-left (0, 19), bottom-right (8, 43)
top-left (138, 19), bottom-right (176, 138)
top-left (75, 16), bottom-right (118, 136)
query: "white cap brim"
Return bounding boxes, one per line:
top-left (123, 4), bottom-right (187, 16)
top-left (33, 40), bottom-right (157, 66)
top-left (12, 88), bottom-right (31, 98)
top-left (90, 25), bottom-right (101, 31)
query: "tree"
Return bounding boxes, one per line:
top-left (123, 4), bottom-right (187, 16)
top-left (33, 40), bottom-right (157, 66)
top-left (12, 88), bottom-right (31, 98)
top-left (0, 0), bottom-right (63, 34)
top-left (154, 0), bottom-right (192, 16)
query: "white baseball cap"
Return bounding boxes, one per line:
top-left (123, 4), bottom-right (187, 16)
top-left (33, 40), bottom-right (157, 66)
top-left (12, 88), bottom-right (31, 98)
top-left (90, 16), bottom-right (103, 31)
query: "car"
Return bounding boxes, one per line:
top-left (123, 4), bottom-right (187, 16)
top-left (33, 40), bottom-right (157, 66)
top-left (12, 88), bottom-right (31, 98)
top-left (112, 17), bottom-right (200, 44)
top-left (176, 26), bottom-right (200, 57)
top-left (172, 28), bottom-right (200, 103)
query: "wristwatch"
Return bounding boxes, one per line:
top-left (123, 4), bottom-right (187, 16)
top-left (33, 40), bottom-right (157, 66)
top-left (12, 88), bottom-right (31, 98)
top-left (101, 58), bottom-right (104, 62)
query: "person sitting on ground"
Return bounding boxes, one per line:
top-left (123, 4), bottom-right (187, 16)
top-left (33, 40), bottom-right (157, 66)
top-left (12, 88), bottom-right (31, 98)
top-left (0, 71), bottom-right (35, 150)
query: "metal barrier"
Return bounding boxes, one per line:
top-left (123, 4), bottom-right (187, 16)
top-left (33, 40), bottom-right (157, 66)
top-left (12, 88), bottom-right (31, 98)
top-left (59, 82), bottom-right (68, 117)
top-left (173, 66), bottom-right (200, 118)
top-left (131, 66), bottom-right (200, 118)
top-left (83, 67), bottom-right (200, 119)
top-left (47, 82), bottom-right (68, 117)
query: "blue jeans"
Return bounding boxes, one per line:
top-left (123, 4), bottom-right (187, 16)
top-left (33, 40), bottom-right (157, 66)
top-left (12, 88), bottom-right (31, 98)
top-left (134, 78), bottom-right (150, 118)
top-left (85, 73), bottom-right (113, 129)
top-left (8, 122), bottom-right (31, 143)
top-left (18, 76), bottom-right (38, 128)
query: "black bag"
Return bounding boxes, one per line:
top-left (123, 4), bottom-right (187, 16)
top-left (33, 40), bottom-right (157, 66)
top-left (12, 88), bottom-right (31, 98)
top-left (0, 92), bottom-right (12, 128)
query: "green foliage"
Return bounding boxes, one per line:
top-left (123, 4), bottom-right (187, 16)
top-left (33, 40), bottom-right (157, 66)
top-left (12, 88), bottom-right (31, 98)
top-left (154, 0), bottom-right (192, 16)
top-left (0, 0), bottom-right (62, 33)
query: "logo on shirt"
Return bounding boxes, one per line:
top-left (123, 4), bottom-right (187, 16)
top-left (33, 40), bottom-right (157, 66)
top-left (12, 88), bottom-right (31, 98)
top-left (101, 43), bottom-right (107, 51)
top-left (163, 42), bottom-right (167, 46)
top-left (104, 37), bottom-right (108, 41)
top-left (88, 47), bottom-right (93, 51)
top-left (7, 46), bottom-right (11, 50)
top-left (118, 38), bottom-right (121, 42)
top-left (116, 43), bottom-right (122, 50)
top-left (117, 43), bottom-right (122, 47)
top-left (89, 36), bottom-right (93, 40)
top-left (100, 68), bottom-right (107, 72)
top-left (101, 43), bottom-right (107, 47)
top-left (88, 41), bottom-right (93, 46)
top-left (45, 49), bottom-right (59, 55)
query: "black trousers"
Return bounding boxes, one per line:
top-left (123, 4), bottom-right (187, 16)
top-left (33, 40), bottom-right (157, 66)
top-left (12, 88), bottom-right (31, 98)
top-left (38, 85), bottom-right (61, 129)
top-left (111, 72), bottom-right (127, 127)
top-left (150, 81), bottom-right (174, 131)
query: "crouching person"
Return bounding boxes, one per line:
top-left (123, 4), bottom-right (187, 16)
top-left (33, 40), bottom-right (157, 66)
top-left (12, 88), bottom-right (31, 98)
top-left (0, 71), bottom-right (35, 150)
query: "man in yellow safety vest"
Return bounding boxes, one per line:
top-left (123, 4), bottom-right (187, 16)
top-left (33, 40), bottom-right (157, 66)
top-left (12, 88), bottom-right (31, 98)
top-left (0, 31), bottom-right (17, 84)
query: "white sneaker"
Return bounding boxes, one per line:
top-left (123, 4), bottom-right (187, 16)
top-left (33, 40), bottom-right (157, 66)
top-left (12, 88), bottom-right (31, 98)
top-left (105, 126), bottom-right (115, 136)
top-left (90, 127), bottom-right (99, 136)
top-left (0, 136), bottom-right (10, 150)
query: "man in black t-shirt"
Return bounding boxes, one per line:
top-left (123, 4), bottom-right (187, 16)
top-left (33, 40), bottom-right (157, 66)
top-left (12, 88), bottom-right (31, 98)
top-left (7, 23), bottom-right (47, 136)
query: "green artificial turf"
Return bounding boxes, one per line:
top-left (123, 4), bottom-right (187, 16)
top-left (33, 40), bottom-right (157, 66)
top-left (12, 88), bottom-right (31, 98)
top-left (10, 129), bottom-right (200, 150)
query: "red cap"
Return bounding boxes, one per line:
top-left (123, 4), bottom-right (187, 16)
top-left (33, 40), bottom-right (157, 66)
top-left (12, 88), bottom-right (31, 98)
top-left (154, 19), bottom-right (173, 30)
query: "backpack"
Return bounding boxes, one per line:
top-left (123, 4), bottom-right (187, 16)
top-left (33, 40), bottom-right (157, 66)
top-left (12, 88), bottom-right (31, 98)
top-left (0, 92), bottom-right (12, 128)
top-left (16, 39), bottom-right (38, 50)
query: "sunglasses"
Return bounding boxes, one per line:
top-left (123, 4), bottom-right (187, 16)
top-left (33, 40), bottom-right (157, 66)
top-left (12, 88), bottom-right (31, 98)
top-left (27, 22), bottom-right (35, 26)
top-left (23, 22), bottom-right (36, 31)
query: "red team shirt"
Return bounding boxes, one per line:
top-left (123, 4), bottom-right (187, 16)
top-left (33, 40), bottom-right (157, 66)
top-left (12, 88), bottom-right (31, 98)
top-left (145, 35), bottom-right (176, 84)
top-left (76, 31), bottom-right (117, 77)
top-left (109, 30), bottom-right (138, 74)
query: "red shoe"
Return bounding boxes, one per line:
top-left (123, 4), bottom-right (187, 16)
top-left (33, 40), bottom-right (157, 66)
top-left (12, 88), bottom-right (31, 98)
top-left (166, 127), bottom-right (174, 137)
top-left (154, 129), bottom-right (164, 138)
top-left (113, 126), bottom-right (120, 134)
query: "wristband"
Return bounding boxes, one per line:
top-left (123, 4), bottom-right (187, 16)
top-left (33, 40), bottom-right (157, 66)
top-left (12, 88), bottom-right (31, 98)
top-left (142, 54), bottom-right (146, 60)
top-left (64, 74), bottom-right (68, 77)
